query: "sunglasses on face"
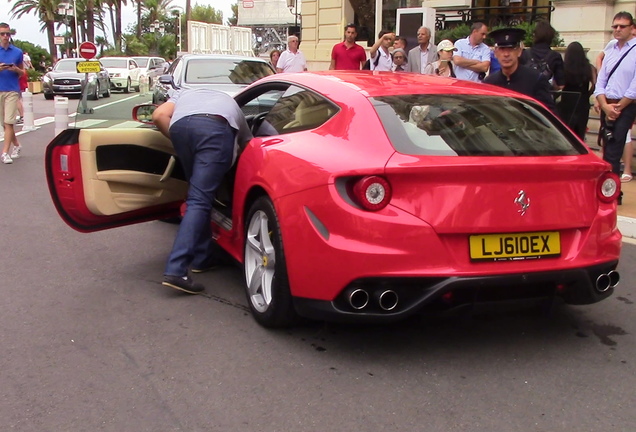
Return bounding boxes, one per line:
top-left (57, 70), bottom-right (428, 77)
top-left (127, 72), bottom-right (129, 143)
top-left (612, 24), bottom-right (631, 29)
top-left (0, 32), bottom-right (11, 36)
top-left (393, 56), bottom-right (404, 59)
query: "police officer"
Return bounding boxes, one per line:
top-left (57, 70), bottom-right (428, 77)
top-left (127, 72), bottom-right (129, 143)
top-left (483, 28), bottom-right (556, 113)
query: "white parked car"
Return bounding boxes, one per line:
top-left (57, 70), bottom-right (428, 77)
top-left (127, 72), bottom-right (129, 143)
top-left (99, 57), bottom-right (142, 93)
top-left (132, 56), bottom-right (167, 89)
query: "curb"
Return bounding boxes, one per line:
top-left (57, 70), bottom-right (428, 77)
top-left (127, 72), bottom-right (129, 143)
top-left (618, 216), bottom-right (636, 239)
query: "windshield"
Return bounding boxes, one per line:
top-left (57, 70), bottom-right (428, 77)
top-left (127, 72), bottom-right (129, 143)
top-left (184, 59), bottom-right (274, 85)
top-left (132, 57), bottom-right (150, 68)
top-left (371, 95), bottom-right (587, 156)
top-left (100, 58), bottom-right (128, 69)
top-left (54, 60), bottom-right (83, 72)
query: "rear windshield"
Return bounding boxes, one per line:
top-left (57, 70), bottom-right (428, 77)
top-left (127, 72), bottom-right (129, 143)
top-left (100, 58), bottom-right (128, 69)
top-left (54, 60), bottom-right (82, 72)
top-left (184, 59), bottom-right (274, 85)
top-left (371, 95), bottom-right (587, 156)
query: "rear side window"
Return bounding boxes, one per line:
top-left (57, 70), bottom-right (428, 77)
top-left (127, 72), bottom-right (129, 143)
top-left (371, 95), bottom-right (587, 156)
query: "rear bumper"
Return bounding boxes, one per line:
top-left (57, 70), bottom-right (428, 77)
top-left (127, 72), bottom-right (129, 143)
top-left (293, 261), bottom-right (619, 323)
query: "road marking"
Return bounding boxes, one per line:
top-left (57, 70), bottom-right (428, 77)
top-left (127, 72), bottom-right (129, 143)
top-left (91, 95), bottom-right (152, 111)
top-left (73, 119), bottom-right (109, 128)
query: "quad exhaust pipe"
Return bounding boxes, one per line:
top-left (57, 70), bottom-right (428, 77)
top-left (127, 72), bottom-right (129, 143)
top-left (595, 270), bottom-right (620, 293)
top-left (346, 289), bottom-right (399, 311)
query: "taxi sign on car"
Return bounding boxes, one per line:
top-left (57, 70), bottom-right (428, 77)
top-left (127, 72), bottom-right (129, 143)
top-left (76, 61), bottom-right (101, 73)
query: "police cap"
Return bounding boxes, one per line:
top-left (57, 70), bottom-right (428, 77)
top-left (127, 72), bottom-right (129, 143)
top-left (489, 28), bottom-right (526, 48)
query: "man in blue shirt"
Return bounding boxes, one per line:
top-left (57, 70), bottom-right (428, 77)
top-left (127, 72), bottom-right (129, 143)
top-left (452, 22), bottom-right (491, 82)
top-left (594, 11), bottom-right (636, 203)
top-left (0, 22), bottom-right (24, 164)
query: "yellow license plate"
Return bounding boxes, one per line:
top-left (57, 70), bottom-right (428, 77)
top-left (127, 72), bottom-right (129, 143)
top-left (469, 231), bottom-right (560, 261)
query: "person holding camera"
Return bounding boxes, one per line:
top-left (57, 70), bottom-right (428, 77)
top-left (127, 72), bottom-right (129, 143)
top-left (594, 11), bottom-right (636, 203)
top-left (0, 22), bottom-right (25, 164)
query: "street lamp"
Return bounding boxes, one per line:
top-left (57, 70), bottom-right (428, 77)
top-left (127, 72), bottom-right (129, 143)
top-left (149, 20), bottom-right (165, 55)
top-left (57, 2), bottom-right (73, 58)
top-left (171, 7), bottom-right (184, 54)
top-left (286, 0), bottom-right (299, 29)
top-left (57, 0), bottom-right (80, 57)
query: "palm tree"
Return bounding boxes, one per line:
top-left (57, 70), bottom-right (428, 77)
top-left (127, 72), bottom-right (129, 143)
top-left (10, 0), bottom-right (58, 59)
top-left (95, 35), bottom-right (109, 55)
top-left (101, 0), bottom-right (127, 51)
top-left (135, 0), bottom-right (144, 39)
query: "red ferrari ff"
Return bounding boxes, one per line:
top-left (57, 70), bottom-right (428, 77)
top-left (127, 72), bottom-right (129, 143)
top-left (45, 71), bottom-right (622, 328)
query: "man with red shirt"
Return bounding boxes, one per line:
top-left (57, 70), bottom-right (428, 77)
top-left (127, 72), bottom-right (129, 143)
top-left (330, 23), bottom-right (367, 70)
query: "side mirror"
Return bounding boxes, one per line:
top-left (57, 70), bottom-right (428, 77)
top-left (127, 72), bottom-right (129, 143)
top-left (158, 74), bottom-right (173, 85)
top-left (132, 104), bottom-right (157, 124)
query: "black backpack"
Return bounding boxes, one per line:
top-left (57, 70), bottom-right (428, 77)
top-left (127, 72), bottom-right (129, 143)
top-left (362, 53), bottom-right (381, 70)
top-left (527, 52), bottom-right (552, 79)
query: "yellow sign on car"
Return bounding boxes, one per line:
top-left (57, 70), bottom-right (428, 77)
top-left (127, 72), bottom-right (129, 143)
top-left (76, 61), bottom-right (101, 73)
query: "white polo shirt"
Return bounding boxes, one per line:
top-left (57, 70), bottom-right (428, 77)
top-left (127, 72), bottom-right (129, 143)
top-left (371, 48), bottom-right (393, 71)
top-left (277, 49), bottom-right (307, 73)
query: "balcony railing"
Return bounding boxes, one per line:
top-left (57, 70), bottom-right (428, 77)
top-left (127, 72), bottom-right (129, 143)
top-left (435, 5), bottom-right (554, 30)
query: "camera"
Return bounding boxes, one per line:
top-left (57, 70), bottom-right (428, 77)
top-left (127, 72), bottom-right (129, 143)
top-left (603, 121), bottom-right (615, 143)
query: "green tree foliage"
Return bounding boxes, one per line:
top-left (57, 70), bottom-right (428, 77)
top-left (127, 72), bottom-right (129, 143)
top-left (191, 4), bottom-right (223, 24)
top-left (226, 3), bottom-right (238, 26)
top-left (435, 22), bottom-right (564, 47)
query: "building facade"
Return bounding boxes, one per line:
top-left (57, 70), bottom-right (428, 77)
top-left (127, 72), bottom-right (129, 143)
top-left (296, 0), bottom-right (636, 70)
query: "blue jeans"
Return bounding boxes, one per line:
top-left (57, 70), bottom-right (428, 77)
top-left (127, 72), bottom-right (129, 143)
top-left (164, 115), bottom-right (235, 277)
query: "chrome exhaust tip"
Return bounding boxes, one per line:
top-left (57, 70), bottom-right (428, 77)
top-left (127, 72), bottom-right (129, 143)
top-left (595, 273), bottom-right (611, 293)
top-left (348, 289), bottom-right (369, 310)
top-left (608, 270), bottom-right (620, 288)
top-left (377, 290), bottom-right (399, 311)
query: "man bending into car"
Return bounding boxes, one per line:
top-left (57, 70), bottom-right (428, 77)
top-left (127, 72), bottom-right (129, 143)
top-left (153, 88), bottom-right (253, 294)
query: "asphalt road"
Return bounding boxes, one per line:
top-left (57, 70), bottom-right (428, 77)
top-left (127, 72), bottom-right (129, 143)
top-left (1, 94), bottom-right (635, 431)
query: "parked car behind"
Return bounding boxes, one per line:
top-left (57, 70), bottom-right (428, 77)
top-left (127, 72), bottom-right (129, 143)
top-left (42, 58), bottom-right (111, 100)
top-left (132, 56), bottom-right (166, 89)
top-left (152, 54), bottom-right (275, 104)
top-left (99, 56), bottom-right (142, 93)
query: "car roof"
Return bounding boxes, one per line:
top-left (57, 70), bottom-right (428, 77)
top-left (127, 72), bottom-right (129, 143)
top-left (179, 54), bottom-right (269, 63)
top-left (252, 71), bottom-right (535, 101)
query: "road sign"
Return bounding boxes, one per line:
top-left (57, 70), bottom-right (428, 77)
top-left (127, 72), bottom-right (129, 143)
top-left (79, 41), bottom-right (97, 60)
top-left (76, 61), bottom-right (101, 73)
top-left (243, 0), bottom-right (254, 8)
top-left (54, 36), bottom-right (65, 45)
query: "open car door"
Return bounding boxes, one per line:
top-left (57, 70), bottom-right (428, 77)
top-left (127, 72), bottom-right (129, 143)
top-left (45, 128), bottom-right (188, 232)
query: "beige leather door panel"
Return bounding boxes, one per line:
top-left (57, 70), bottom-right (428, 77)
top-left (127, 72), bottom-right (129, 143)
top-left (79, 128), bottom-right (188, 216)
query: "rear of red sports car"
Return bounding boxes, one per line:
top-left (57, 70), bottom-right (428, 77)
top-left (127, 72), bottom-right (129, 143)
top-left (275, 74), bottom-right (621, 322)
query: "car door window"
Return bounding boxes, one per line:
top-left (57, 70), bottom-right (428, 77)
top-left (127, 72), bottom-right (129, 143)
top-left (171, 59), bottom-right (184, 86)
top-left (263, 86), bottom-right (338, 134)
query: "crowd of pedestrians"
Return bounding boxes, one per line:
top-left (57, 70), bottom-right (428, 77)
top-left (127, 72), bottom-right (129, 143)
top-left (268, 14), bottom-right (636, 193)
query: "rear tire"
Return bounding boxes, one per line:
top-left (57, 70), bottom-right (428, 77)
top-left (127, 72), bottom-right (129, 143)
top-left (103, 81), bottom-right (111, 98)
top-left (88, 82), bottom-right (100, 100)
top-left (244, 196), bottom-right (298, 328)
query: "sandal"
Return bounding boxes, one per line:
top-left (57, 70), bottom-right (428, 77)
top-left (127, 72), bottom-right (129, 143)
top-left (621, 174), bottom-right (633, 183)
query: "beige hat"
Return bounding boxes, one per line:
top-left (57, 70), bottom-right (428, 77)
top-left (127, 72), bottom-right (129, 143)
top-left (437, 39), bottom-right (457, 52)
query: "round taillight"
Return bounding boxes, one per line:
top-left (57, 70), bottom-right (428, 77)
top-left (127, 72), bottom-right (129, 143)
top-left (352, 176), bottom-right (392, 211)
top-left (597, 172), bottom-right (620, 203)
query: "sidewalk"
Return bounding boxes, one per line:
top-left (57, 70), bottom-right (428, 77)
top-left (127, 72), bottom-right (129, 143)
top-left (589, 145), bottom-right (636, 238)
top-left (618, 179), bottom-right (636, 238)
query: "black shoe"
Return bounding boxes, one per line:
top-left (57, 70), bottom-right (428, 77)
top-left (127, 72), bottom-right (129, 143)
top-left (191, 259), bottom-right (221, 273)
top-left (162, 275), bottom-right (205, 294)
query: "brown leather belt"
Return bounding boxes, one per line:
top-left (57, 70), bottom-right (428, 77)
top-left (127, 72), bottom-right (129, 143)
top-left (606, 98), bottom-right (621, 104)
